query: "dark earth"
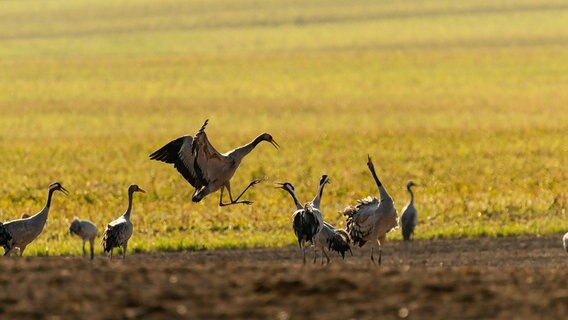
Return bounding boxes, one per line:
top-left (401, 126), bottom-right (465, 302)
top-left (1, 235), bottom-right (567, 319)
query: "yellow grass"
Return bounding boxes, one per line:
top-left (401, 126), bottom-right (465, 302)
top-left (0, 0), bottom-right (566, 255)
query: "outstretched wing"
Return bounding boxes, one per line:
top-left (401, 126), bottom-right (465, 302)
top-left (149, 135), bottom-right (207, 189)
top-left (191, 123), bottom-right (229, 183)
top-left (149, 120), bottom-right (230, 189)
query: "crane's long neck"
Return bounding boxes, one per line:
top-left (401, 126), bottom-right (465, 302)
top-left (228, 135), bottom-right (264, 161)
top-left (124, 190), bottom-right (134, 219)
top-left (285, 188), bottom-right (303, 210)
top-left (32, 188), bottom-right (55, 223)
top-left (45, 188), bottom-right (55, 208)
top-left (369, 166), bottom-right (391, 200)
top-left (311, 181), bottom-right (327, 209)
top-left (407, 185), bottom-right (414, 204)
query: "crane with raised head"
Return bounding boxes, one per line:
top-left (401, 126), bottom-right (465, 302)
top-left (343, 156), bottom-right (398, 265)
top-left (149, 119), bottom-right (279, 206)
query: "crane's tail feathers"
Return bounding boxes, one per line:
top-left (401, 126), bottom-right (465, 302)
top-left (328, 229), bottom-right (351, 259)
top-left (343, 206), bottom-right (368, 248)
top-left (102, 226), bottom-right (119, 253)
top-left (345, 220), bottom-right (367, 248)
top-left (0, 223), bottom-right (13, 249)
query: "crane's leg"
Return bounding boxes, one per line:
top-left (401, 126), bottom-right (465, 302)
top-left (302, 246), bottom-right (306, 265)
top-left (122, 243), bottom-right (127, 260)
top-left (82, 241), bottom-right (86, 257)
top-left (219, 180), bottom-right (262, 206)
top-left (110, 249), bottom-right (113, 260)
top-left (370, 247), bottom-right (375, 264)
top-left (3, 247), bottom-right (12, 257)
top-left (377, 236), bottom-right (385, 266)
top-left (322, 248), bottom-right (330, 265)
top-left (89, 238), bottom-right (95, 260)
top-left (313, 246), bottom-right (317, 264)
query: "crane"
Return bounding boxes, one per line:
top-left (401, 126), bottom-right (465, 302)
top-left (69, 217), bottom-right (98, 260)
top-left (1, 182), bottom-right (68, 256)
top-left (276, 175), bottom-right (351, 264)
top-left (149, 119), bottom-right (279, 206)
top-left (102, 184), bottom-right (145, 260)
top-left (401, 181), bottom-right (418, 241)
top-left (343, 156), bottom-right (398, 265)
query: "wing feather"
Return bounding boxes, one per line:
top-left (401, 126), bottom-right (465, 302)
top-left (102, 220), bottom-right (130, 252)
top-left (193, 129), bottom-right (228, 183)
top-left (149, 119), bottom-right (231, 190)
top-left (150, 135), bottom-right (206, 189)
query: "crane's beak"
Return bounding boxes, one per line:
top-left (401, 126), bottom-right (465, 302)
top-left (138, 188), bottom-right (146, 193)
top-left (273, 182), bottom-right (285, 189)
top-left (270, 139), bottom-right (280, 150)
top-left (59, 186), bottom-right (69, 195)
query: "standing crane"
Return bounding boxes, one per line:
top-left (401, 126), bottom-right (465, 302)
top-left (276, 175), bottom-right (351, 264)
top-left (401, 181), bottom-right (418, 241)
top-left (69, 217), bottom-right (98, 260)
top-left (149, 119), bottom-right (279, 206)
top-left (1, 182), bottom-right (68, 256)
top-left (343, 156), bottom-right (398, 265)
top-left (102, 184), bottom-right (145, 260)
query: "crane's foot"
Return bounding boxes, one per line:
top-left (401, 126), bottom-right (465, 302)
top-left (220, 200), bottom-right (254, 206)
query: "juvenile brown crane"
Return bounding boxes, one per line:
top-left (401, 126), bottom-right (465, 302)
top-left (343, 156), bottom-right (398, 265)
top-left (102, 184), bottom-right (145, 260)
top-left (149, 119), bottom-right (279, 206)
top-left (1, 182), bottom-right (68, 256)
top-left (69, 217), bottom-right (98, 260)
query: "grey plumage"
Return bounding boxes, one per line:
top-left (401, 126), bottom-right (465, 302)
top-left (102, 184), bottom-right (145, 260)
top-left (343, 156), bottom-right (398, 265)
top-left (401, 181), bottom-right (418, 241)
top-left (70, 217), bottom-right (98, 260)
top-left (149, 119), bottom-right (279, 206)
top-left (2, 182), bottom-right (68, 256)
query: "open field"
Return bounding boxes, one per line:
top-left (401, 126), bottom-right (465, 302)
top-left (0, 0), bottom-right (567, 255)
top-left (0, 236), bottom-right (567, 319)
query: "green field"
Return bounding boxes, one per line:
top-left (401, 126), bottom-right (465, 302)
top-left (0, 0), bottom-right (567, 256)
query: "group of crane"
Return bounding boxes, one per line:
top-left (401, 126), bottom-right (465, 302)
top-left (0, 182), bottom-right (145, 260)
top-left (0, 119), bottom-right (423, 263)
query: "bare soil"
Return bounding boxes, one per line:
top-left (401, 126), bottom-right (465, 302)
top-left (1, 235), bottom-right (567, 319)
